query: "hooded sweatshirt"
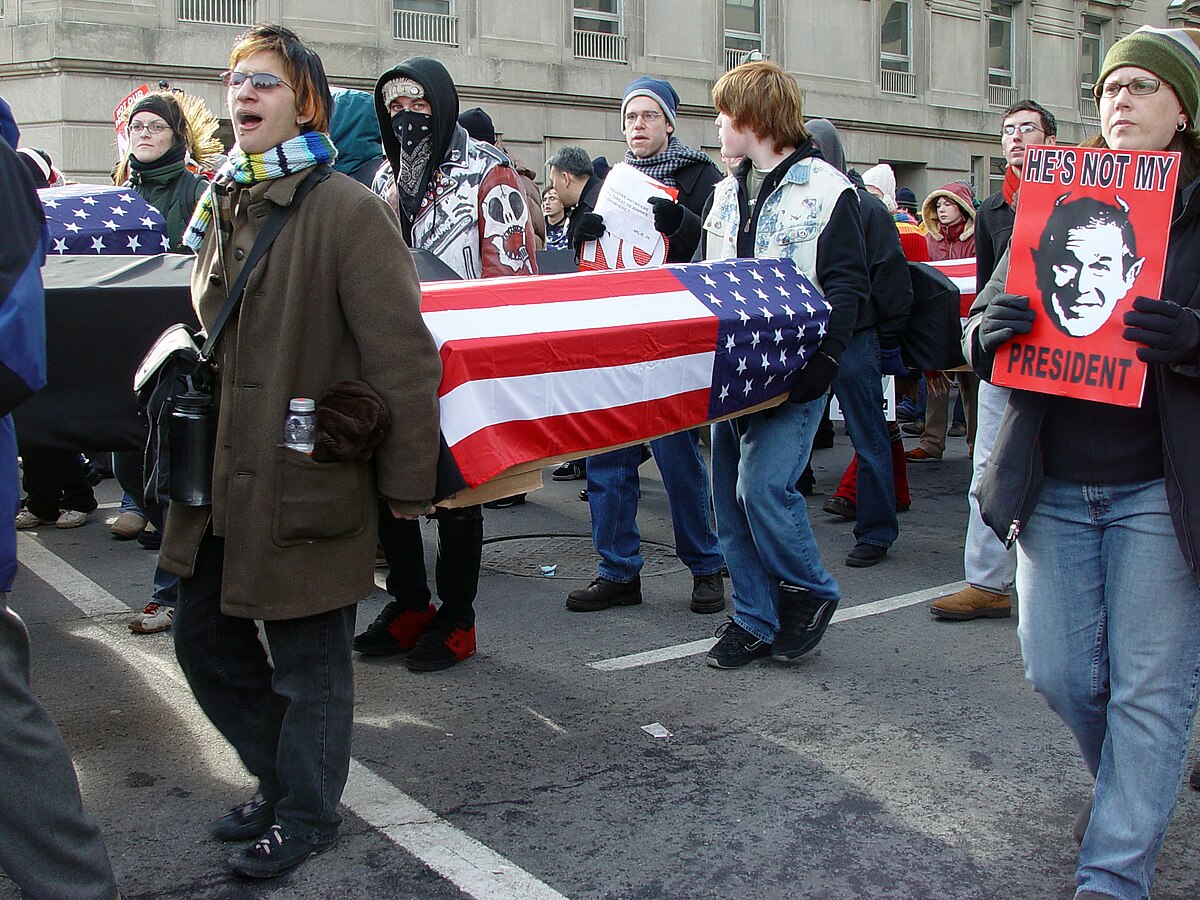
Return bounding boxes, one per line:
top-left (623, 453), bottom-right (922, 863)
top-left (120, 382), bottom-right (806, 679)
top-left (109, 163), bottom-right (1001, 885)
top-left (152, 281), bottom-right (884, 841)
top-left (371, 58), bottom-right (537, 280)
top-left (921, 181), bottom-right (976, 260)
top-left (330, 88), bottom-right (384, 186)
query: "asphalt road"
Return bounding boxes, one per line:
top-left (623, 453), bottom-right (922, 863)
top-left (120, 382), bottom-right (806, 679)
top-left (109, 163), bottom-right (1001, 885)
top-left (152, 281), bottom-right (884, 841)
top-left (5, 431), bottom-right (1200, 899)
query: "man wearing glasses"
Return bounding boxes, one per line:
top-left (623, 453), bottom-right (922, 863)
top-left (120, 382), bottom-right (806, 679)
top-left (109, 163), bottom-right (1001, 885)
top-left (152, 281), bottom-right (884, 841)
top-left (562, 76), bottom-right (728, 615)
top-left (929, 99), bottom-right (1056, 621)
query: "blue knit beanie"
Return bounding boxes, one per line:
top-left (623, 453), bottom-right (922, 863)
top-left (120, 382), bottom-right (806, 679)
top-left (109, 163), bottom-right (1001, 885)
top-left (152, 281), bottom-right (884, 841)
top-left (621, 77), bottom-right (679, 127)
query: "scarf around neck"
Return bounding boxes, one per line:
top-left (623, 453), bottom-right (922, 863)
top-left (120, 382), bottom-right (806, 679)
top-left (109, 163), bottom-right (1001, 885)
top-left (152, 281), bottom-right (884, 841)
top-left (623, 136), bottom-right (713, 187)
top-left (184, 131), bottom-right (337, 251)
top-left (1002, 165), bottom-right (1022, 208)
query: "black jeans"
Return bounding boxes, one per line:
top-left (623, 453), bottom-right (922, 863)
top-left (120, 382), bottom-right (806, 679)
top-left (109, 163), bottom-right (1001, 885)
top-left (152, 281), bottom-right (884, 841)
top-left (172, 532), bottom-right (354, 844)
top-left (19, 448), bottom-right (97, 520)
top-left (376, 503), bottom-right (482, 622)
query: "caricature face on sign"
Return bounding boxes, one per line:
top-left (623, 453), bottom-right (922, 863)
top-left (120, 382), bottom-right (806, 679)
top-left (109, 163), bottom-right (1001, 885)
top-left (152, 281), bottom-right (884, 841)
top-left (482, 182), bottom-right (531, 272)
top-left (1032, 196), bottom-right (1145, 338)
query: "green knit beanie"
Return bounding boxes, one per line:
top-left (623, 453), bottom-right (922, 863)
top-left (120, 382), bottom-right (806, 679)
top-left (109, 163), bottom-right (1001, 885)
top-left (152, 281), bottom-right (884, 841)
top-left (1098, 25), bottom-right (1200, 125)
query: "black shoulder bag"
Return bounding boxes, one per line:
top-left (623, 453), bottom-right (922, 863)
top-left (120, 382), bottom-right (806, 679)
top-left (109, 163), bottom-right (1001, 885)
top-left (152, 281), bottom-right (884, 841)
top-left (137, 165), bottom-right (331, 507)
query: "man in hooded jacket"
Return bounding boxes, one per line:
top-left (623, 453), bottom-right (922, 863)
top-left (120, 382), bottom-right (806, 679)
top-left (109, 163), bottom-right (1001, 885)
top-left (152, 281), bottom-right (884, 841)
top-left (356, 57), bottom-right (538, 671)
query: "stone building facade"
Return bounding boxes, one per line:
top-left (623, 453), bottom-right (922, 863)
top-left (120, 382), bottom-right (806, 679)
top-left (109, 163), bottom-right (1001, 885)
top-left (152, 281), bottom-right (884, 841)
top-left (0, 0), bottom-right (1179, 201)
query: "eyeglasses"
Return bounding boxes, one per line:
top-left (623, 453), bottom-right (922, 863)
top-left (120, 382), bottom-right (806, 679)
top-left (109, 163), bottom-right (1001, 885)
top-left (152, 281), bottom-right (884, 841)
top-left (1001, 122), bottom-right (1043, 137)
top-left (129, 121), bottom-right (169, 135)
top-left (624, 110), bottom-right (664, 126)
top-left (1093, 76), bottom-right (1162, 101)
top-left (220, 70), bottom-right (294, 92)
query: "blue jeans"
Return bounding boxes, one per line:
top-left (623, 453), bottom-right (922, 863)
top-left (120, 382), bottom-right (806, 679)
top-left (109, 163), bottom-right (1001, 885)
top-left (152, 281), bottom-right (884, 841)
top-left (113, 450), bottom-right (178, 607)
top-left (711, 399), bottom-right (840, 643)
top-left (1016, 477), bottom-right (1200, 899)
top-left (174, 532), bottom-right (354, 845)
top-left (831, 330), bottom-right (897, 548)
top-left (586, 430), bottom-right (723, 583)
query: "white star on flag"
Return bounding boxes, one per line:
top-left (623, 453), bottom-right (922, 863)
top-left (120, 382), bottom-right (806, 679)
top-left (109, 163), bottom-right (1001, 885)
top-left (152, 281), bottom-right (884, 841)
top-left (750, 331), bottom-right (760, 348)
top-left (160, 235), bottom-right (171, 251)
top-left (774, 329), bottom-right (784, 345)
top-left (91, 235), bottom-right (105, 252)
top-left (816, 321), bottom-right (827, 338)
top-left (43, 198), bottom-right (59, 209)
top-left (719, 385), bottom-right (729, 401)
top-left (119, 193), bottom-right (136, 203)
top-left (737, 309), bottom-right (750, 324)
top-left (771, 267), bottom-right (786, 279)
top-left (798, 283), bottom-right (812, 295)
top-left (706, 292), bottom-right (722, 307)
top-left (103, 220), bottom-right (119, 231)
top-left (140, 216), bottom-right (155, 228)
top-left (73, 208), bottom-right (90, 219)
top-left (743, 379), bottom-right (753, 396)
top-left (781, 303), bottom-right (795, 318)
top-left (725, 334), bottom-right (736, 351)
top-left (803, 301), bottom-right (816, 315)
top-left (731, 290), bottom-right (746, 304)
top-left (701, 274), bottom-right (717, 287)
top-left (65, 222), bottom-right (81, 233)
top-left (749, 268), bottom-right (765, 282)
top-left (761, 353), bottom-right (770, 370)
top-left (110, 205), bottom-right (127, 216)
top-left (777, 285), bottom-right (790, 298)
top-left (725, 271), bottom-right (741, 284)
top-left (736, 357), bottom-right (747, 375)
top-left (764, 373), bottom-right (775, 388)
top-left (53, 238), bottom-right (68, 254)
top-left (755, 288), bottom-right (769, 302)
top-left (780, 348), bottom-right (788, 365)
top-left (759, 306), bottom-right (773, 322)
top-left (127, 234), bottom-right (140, 252)
top-left (81, 195), bottom-right (98, 205)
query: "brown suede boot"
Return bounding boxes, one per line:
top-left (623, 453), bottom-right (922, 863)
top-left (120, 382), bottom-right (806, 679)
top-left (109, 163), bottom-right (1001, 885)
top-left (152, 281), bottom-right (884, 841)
top-left (930, 586), bottom-right (1011, 620)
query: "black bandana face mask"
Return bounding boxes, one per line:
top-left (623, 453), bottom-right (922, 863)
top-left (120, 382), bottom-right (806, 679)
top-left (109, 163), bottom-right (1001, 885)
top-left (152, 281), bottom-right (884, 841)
top-left (391, 109), bottom-right (434, 222)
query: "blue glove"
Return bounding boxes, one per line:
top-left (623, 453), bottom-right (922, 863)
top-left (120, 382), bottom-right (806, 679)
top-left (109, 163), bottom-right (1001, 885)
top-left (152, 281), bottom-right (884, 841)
top-left (1122, 296), bottom-right (1200, 366)
top-left (879, 345), bottom-right (911, 377)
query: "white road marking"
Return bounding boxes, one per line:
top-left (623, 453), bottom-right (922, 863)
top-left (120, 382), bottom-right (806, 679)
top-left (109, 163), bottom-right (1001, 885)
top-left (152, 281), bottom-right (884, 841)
top-left (18, 532), bottom-right (568, 900)
top-left (587, 580), bottom-right (968, 671)
top-left (524, 706), bottom-right (568, 735)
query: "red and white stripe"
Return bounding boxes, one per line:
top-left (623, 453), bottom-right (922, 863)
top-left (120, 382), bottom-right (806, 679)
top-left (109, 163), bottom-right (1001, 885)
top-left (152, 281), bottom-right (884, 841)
top-left (421, 268), bottom-right (719, 487)
top-left (928, 257), bottom-right (977, 317)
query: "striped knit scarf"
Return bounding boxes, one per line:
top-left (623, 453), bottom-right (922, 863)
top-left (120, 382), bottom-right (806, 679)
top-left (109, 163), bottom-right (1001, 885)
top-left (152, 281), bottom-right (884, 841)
top-left (623, 136), bottom-right (713, 187)
top-left (184, 131), bottom-right (337, 251)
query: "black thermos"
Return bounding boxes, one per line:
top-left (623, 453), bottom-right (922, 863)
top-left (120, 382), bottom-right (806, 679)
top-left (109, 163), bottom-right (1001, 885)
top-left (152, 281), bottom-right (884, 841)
top-left (168, 391), bottom-right (216, 506)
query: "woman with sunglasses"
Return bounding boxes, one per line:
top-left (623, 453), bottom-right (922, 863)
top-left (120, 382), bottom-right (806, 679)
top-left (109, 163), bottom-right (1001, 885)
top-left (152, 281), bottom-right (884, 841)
top-left (969, 25), bottom-right (1200, 900)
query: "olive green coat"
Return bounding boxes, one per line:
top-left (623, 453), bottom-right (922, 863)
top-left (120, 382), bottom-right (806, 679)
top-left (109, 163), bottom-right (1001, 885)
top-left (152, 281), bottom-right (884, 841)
top-left (160, 169), bottom-right (442, 620)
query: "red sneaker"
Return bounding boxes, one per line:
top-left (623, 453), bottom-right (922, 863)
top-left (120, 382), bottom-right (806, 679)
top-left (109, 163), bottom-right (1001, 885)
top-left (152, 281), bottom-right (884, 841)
top-left (352, 602), bottom-right (436, 656)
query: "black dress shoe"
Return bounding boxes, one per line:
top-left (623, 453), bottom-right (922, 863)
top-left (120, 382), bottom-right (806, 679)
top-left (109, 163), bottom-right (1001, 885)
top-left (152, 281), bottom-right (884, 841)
top-left (845, 542), bottom-right (887, 568)
top-left (566, 576), bottom-right (642, 612)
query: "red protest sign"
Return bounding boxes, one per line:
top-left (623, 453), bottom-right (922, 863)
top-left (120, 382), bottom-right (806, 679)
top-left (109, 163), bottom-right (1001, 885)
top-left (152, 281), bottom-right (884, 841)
top-left (992, 144), bottom-right (1179, 407)
top-left (113, 84), bottom-right (152, 159)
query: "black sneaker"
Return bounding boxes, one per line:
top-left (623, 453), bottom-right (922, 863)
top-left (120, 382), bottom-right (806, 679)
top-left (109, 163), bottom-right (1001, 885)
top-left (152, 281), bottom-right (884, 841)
top-left (352, 601), bottom-right (436, 656)
top-left (229, 824), bottom-right (336, 879)
top-left (405, 611), bottom-right (477, 672)
top-left (566, 576), bottom-right (642, 612)
top-left (706, 619), bottom-right (771, 669)
top-left (551, 461), bottom-right (585, 481)
top-left (211, 792), bottom-right (275, 842)
top-left (772, 583), bottom-right (838, 662)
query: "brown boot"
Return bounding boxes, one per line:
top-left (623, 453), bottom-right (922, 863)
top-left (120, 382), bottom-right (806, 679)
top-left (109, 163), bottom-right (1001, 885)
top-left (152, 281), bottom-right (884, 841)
top-left (930, 586), bottom-right (1011, 620)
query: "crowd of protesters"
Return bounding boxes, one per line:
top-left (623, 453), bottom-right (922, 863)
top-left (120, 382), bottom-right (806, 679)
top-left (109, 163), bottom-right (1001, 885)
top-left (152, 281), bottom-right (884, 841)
top-left (3, 20), bottom-right (1200, 900)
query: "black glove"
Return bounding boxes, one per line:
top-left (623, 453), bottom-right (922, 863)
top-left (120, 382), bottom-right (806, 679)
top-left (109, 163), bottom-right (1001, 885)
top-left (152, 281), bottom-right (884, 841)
top-left (879, 345), bottom-right (911, 378)
top-left (979, 292), bottom-right (1035, 355)
top-left (648, 196), bottom-right (685, 236)
top-left (788, 351), bottom-right (839, 404)
top-left (571, 211), bottom-right (606, 249)
top-left (1122, 296), bottom-right (1200, 366)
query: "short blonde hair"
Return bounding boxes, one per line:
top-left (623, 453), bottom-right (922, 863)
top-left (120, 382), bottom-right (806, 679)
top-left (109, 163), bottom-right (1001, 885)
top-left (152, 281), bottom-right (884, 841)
top-left (230, 23), bottom-right (331, 134)
top-left (712, 60), bottom-right (808, 154)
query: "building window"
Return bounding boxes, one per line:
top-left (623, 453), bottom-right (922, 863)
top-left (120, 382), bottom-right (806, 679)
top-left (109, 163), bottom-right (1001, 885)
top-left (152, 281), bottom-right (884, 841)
top-left (988, 2), bottom-right (1018, 106)
top-left (725, 0), bottom-right (762, 71)
top-left (1081, 17), bottom-right (1106, 109)
top-left (880, 0), bottom-right (915, 96)
top-left (989, 156), bottom-right (1007, 196)
top-left (177, 0), bottom-right (255, 26)
top-left (574, 0), bottom-right (627, 63)
top-left (393, 0), bottom-right (458, 46)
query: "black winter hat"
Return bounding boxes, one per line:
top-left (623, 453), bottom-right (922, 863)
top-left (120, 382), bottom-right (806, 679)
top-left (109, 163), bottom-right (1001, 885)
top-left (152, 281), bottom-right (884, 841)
top-left (458, 107), bottom-right (496, 145)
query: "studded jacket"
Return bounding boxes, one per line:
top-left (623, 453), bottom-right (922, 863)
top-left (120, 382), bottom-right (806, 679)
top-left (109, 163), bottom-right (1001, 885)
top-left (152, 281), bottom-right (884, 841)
top-left (372, 125), bottom-right (537, 280)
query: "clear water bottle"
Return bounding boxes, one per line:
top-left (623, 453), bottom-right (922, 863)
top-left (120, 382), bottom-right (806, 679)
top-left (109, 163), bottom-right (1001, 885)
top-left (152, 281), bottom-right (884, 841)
top-left (283, 397), bottom-right (317, 454)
